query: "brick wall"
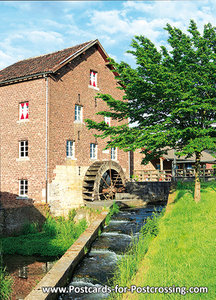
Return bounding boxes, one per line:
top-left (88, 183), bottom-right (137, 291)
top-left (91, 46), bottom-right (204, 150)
top-left (0, 45), bottom-right (129, 214)
top-left (0, 79), bottom-right (47, 208)
top-left (48, 46), bottom-right (128, 180)
top-left (47, 46), bottom-right (129, 214)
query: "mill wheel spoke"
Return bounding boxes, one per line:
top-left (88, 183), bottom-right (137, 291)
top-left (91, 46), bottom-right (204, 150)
top-left (113, 173), bottom-right (120, 188)
top-left (101, 175), bottom-right (110, 188)
top-left (109, 161), bottom-right (113, 187)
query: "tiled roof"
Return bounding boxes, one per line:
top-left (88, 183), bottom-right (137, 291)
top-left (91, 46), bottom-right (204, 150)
top-left (0, 40), bottom-right (95, 84)
top-left (163, 149), bottom-right (216, 163)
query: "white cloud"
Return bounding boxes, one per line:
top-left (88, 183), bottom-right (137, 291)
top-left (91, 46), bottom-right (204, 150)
top-left (27, 30), bottom-right (64, 45)
top-left (88, 10), bottom-right (129, 35)
top-left (0, 50), bottom-right (14, 69)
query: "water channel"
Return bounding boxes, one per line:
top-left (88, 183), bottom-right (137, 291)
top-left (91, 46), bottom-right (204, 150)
top-left (2, 203), bottom-right (164, 299)
top-left (59, 204), bottom-right (165, 300)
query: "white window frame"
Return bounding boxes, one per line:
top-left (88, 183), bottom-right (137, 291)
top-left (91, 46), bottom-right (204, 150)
top-left (89, 70), bottom-right (99, 91)
top-left (111, 147), bottom-right (117, 160)
top-left (75, 105), bottom-right (83, 123)
top-left (19, 102), bottom-right (29, 121)
top-left (104, 116), bottom-right (111, 126)
top-left (66, 140), bottom-right (75, 159)
top-left (19, 140), bottom-right (28, 158)
top-left (90, 143), bottom-right (97, 160)
top-left (90, 70), bottom-right (97, 87)
top-left (19, 179), bottom-right (28, 197)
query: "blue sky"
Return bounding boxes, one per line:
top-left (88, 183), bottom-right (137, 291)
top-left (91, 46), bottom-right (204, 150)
top-left (1, 1), bottom-right (216, 70)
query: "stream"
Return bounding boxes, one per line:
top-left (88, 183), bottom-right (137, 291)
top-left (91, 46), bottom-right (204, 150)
top-left (59, 204), bottom-right (165, 300)
top-left (2, 204), bottom-right (164, 299)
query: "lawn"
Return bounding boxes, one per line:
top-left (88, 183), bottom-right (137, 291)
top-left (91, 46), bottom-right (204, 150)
top-left (111, 181), bottom-right (216, 300)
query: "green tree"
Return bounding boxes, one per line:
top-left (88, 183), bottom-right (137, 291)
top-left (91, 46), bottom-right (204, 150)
top-left (86, 20), bottom-right (216, 202)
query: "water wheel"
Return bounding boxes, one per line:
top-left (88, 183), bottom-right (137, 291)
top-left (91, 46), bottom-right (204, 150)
top-left (83, 161), bottom-right (126, 201)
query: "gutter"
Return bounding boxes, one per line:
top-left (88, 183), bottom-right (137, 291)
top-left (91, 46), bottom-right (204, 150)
top-left (0, 71), bottom-right (52, 86)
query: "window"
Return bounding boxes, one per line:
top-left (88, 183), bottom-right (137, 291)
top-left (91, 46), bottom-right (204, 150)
top-left (19, 102), bottom-right (29, 120)
top-left (19, 179), bottom-right (28, 197)
top-left (19, 140), bottom-right (28, 158)
top-left (111, 147), bottom-right (117, 160)
top-left (90, 143), bottom-right (97, 159)
top-left (75, 105), bottom-right (82, 122)
top-left (66, 140), bottom-right (75, 158)
top-left (104, 116), bottom-right (111, 126)
top-left (185, 163), bottom-right (192, 170)
top-left (90, 70), bottom-right (97, 87)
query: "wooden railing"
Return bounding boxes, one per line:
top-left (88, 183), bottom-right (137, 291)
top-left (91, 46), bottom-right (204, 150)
top-left (133, 170), bottom-right (172, 182)
top-left (133, 168), bottom-right (215, 182)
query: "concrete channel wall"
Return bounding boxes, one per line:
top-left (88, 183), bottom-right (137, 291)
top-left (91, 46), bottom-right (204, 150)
top-left (120, 181), bottom-right (171, 203)
top-left (25, 210), bottom-right (109, 300)
top-left (23, 181), bottom-right (170, 299)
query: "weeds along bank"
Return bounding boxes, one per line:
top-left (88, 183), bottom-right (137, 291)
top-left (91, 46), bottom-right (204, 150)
top-left (0, 206), bottom-right (107, 258)
top-left (0, 264), bottom-right (12, 300)
top-left (110, 181), bottom-right (216, 300)
top-left (0, 205), bottom-right (115, 299)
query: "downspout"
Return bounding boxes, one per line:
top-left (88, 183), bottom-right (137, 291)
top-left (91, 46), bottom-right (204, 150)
top-left (128, 151), bottom-right (131, 180)
top-left (0, 104), bottom-right (1, 202)
top-left (45, 75), bottom-right (49, 204)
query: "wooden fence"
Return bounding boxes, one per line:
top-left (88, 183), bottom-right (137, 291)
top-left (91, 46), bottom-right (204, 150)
top-left (133, 168), bottom-right (215, 182)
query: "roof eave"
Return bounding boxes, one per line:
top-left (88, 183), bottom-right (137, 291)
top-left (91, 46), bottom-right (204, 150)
top-left (0, 71), bottom-right (53, 86)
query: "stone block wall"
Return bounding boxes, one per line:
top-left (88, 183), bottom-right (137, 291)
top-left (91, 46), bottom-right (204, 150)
top-left (126, 181), bottom-right (171, 203)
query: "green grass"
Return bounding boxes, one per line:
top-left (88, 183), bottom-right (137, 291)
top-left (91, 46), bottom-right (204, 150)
top-left (110, 181), bottom-right (216, 300)
top-left (105, 201), bottom-right (120, 225)
top-left (0, 260), bottom-right (12, 300)
top-left (110, 210), bottom-right (164, 298)
top-left (0, 212), bottom-right (87, 257)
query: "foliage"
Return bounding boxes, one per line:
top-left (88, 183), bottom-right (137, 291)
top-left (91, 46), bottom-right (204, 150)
top-left (110, 181), bottom-right (216, 299)
top-left (20, 222), bottom-right (40, 235)
top-left (105, 202), bottom-right (120, 225)
top-left (110, 209), bottom-right (164, 298)
top-left (85, 20), bottom-right (216, 201)
top-left (0, 255), bottom-right (12, 300)
top-left (0, 213), bottom-right (87, 257)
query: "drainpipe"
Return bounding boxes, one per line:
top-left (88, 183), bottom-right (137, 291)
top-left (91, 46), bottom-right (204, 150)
top-left (0, 105), bottom-right (1, 202)
top-left (128, 151), bottom-right (130, 180)
top-left (45, 75), bottom-right (49, 204)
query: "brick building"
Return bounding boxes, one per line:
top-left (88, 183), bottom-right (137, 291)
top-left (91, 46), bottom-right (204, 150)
top-left (0, 39), bottom-right (130, 216)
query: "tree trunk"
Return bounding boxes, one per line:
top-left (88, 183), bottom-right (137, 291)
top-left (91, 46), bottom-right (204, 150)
top-left (194, 152), bottom-right (201, 202)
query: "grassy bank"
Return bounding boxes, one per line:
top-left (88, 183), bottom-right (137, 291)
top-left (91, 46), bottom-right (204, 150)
top-left (111, 181), bottom-right (216, 299)
top-left (0, 262), bottom-right (12, 300)
top-left (0, 211), bottom-right (87, 257)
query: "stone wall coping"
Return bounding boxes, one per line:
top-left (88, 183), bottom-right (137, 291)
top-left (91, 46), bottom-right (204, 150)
top-left (24, 210), bottom-right (109, 300)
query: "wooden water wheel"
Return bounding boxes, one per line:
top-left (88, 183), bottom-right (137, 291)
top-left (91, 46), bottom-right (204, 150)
top-left (83, 161), bottom-right (126, 201)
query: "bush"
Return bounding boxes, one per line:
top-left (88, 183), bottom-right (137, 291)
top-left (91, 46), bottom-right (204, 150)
top-left (20, 222), bottom-right (39, 235)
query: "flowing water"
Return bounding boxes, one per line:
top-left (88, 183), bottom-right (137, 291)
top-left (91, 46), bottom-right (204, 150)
top-left (59, 204), bottom-right (165, 300)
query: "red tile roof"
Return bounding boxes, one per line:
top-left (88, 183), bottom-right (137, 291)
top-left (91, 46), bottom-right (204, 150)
top-left (0, 40), bottom-right (96, 84)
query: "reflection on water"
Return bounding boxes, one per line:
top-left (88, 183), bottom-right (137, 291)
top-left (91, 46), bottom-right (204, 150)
top-left (3, 254), bottom-right (57, 300)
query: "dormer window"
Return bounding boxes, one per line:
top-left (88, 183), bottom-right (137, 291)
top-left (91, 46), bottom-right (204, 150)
top-left (90, 70), bottom-right (97, 87)
top-left (19, 102), bottom-right (29, 120)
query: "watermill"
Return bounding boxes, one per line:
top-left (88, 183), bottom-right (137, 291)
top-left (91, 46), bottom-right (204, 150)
top-left (83, 161), bottom-right (126, 201)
